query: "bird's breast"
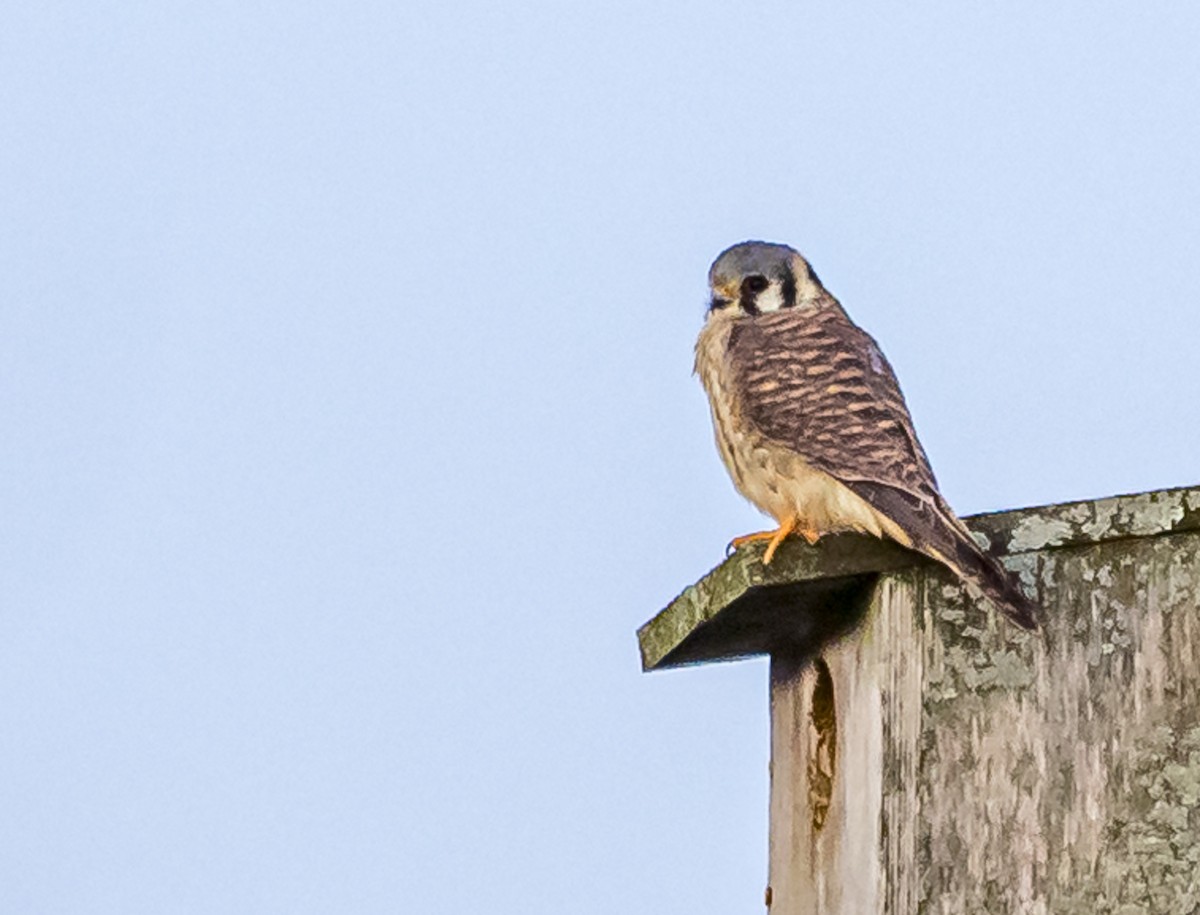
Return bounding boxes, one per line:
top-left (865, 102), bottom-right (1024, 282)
top-left (693, 317), bottom-right (906, 541)
top-left (695, 318), bottom-right (799, 520)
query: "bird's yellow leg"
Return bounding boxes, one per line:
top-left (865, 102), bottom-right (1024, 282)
top-left (728, 529), bottom-right (779, 550)
top-left (762, 517), bottom-right (797, 565)
top-left (729, 517), bottom-right (822, 564)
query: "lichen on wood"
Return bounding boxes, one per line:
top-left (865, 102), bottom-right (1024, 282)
top-left (640, 484), bottom-right (1200, 914)
top-left (910, 531), bottom-right (1200, 914)
top-left (638, 485), bottom-right (1199, 674)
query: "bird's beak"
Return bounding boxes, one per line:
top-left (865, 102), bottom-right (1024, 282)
top-left (709, 281), bottom-right (738, 311)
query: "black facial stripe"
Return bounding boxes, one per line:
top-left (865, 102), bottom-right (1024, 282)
top-left (739, 274), bottom-right (768, 315)
top-left (709, 295), bottom-right (733, 311)
top-left (781, 269), bottom-right (796, 309)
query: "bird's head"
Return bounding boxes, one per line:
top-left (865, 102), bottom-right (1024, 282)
top-left (706, 241), bottom-right (825, 319)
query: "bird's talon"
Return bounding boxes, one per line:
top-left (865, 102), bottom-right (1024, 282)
top-left (728, 530), bottom-right (776, 552)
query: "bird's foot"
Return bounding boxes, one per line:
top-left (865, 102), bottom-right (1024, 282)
top-left (728, 530), bottom-right (778, 551)
top-left (728, 519), bottom-right (822, 565)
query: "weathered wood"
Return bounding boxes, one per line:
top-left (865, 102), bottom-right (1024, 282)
top-left (637, 535), bottom-right (921, 671)
top-left (639, 485), bottom-right (1200, 673)
top-left (639, 484), bottom-right (1200, 913)
top-left (903, 524), bottom-right (1200, 913)
top-left (767, 575), bottom-right (923, 915)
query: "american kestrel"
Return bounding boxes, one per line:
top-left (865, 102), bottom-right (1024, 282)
top-left (695, 241), bottom-right (1038, 629)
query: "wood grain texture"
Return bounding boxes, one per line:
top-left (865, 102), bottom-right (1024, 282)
top-left (640, 486), bottom-right (1200, 912)
top-left (767, 575), bottom-right (921, 915)
top-left (913, 530), bottom-right (1200, 914)
top-left (637, 534), bottom-right (920, 671)
top-left (638, 484), bottom-right (1200, 672)
top-left (770, 528), bottom-right (1200, 913)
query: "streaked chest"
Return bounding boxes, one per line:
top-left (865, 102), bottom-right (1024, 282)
top-left (694, 317), bottom-right (780, 502)
top-left (692, 314), bottom-right (823, 514)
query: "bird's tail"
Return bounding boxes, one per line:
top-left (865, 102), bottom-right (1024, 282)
top-left (845, 480), bottom-right (1040, 629)
top-left (945, 537), bottom-right (1038, 629)
top-left (923, 509), bottom-right (1039, 630)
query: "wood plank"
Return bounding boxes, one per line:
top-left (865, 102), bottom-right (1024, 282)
top-left (766, 529), bottom-right (1200, 912)
top-left (767, 575), bottom-right (920, 914)
top-left (639, 484), bottom-right (1200, 673)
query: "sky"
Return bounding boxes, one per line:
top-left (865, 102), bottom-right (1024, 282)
top-left (2, 1), bottom-right (1199, 911)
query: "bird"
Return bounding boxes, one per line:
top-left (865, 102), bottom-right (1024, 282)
top-left (694, 240), bottom-right (1038, 629)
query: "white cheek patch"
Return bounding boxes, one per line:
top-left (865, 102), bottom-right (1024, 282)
top-left (755, 285), bottom-right (787, 313)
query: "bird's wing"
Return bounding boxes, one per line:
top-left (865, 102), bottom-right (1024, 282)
top-left (726, 302), bottom-right (1037, 628)
top-left (726, 302), bottom-right (938, 499)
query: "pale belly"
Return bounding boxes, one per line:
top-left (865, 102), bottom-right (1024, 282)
top-left (715, 405), bottom-right (898, 538)
top-left (695, 319), bottom-right (908, 544)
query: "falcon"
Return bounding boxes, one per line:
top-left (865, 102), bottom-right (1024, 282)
top-left (695, 240), bottom-right (1038, 629)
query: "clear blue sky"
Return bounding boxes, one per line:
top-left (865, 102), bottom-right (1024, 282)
top-left (3, 1), bottom-right (1198, 911)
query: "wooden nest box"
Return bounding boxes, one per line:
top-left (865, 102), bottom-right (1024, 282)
top-left (637, 485), bottom-right (1200, 914)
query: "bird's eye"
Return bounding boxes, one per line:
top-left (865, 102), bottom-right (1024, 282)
top-left (742, 275), bottom-right (770, 294)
